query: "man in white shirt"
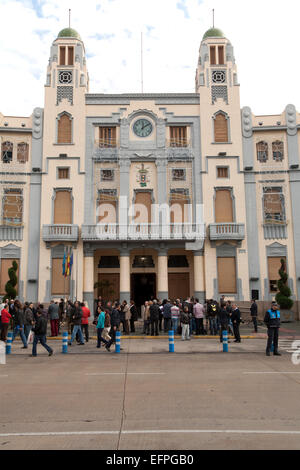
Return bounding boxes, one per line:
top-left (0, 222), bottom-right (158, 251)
top-left (193, 298), bottom-right (205, 335)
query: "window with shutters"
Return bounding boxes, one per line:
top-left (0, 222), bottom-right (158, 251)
top-left (57, 113), bottom-right (72, 144)
top-left (210, 46), bottom-right (216, 65)
top-left (58, 168), bottom-right (70, 180)
top-left (96, 190), bottom-right (117, 224)
top-left (217, 257), bottom-right (237, 293)
top-left (60, 46), bottom-right (66, 66)
top-left (215, 189), bottom-right (234, 223)
top-left (51, 258), bottom-right (70, 295)
top-left (134, 191), bottom-right (152, 224)
top-left (17, 143), bottom-right (29, 163)
top-left (217, 167), bottom-right (229, 178)
top-left (257, 141), bottom-right (268, 162)
top-left (2, 189), bottom-right (23, 226)
top-left (169, 127), bottom-right (188, 147)
top-left (1, 141), bottom-right (13, 163)
top-left (272, 141), bottom-right (284, 162)
top-left (268, 256), bottom-right (286, 292)
top-left (214, 112), bottom-right (229, 143)
top-left (53, 190), bottom-right (72, 224)
top-left (68, 46), bottom-right (74, 65)
top-left (263, 187), bottom-right (285, 224)
top-left (0, 259), bottom-right (19, 295)
top-left (170, 189), bottom-right (189, 223)
top-left (99, 127), bottom-right (117, 148)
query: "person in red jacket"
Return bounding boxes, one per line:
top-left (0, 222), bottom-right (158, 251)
top-left (81, 302), bottom-right (91, 342)
top-left (0, 304), bottom-right (11, 341)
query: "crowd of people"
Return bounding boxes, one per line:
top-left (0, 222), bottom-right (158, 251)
top-left (0, 294), bottom-right (281, 357)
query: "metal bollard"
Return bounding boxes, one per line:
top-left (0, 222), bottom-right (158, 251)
top-left (6, 332), bottom-right (13, 355)
top-left (222, 330), bottom-right (228, 352)
top-left (62, 332), bottom-right (68, 354)
top-left (169, 330), bottom-right (175, 353)
top-left (0, 341), bottom-right (6, 364)
top-left (115, 331), bottom-right (121, 354)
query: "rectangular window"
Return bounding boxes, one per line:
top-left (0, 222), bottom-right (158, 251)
top-left (217, 257), bottom-right (237, 293)
top-left (3, 189), bottom-right (23, 226)
top-left (169, 127), bottom-right (187, 147)
top-left (172, 169), bottom-right (186, 181)
top-left (60, 47), bottom-right (66, 66)
top-left (263, 187), bottom-right (285, 224)
top-left (218, 46), bottom-right (225, 64)
top-left (268, 257), bottom-right (286, 293)
top-left (0, 259), bottom-right (19, 295)
top-left (217, 167), bottom-right (229, 178)
top-left (54, 190), bottom-right (72, 224)
top-left (210, 46), bottom-right (216, 65)
top-left (99, 127), bottom-right (117, 148)
top-left (101, 169), bottom-right (114, 181)
top-left (68, 46), bottom-right (74, 66)
top-left (51, 258), bottom-right (70, 295)
top-left (58, 168), bottom-right (70, 179)
top-left (215, 189), bottom-right (233, 223)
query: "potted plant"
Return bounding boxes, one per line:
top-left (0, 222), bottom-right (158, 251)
top-left (275, 258), bottom-right (294, 322)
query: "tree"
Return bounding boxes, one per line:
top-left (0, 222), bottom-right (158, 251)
top-left (5, 260), bottom-right (18, 300)
top-left (275, 258), bottom-right (293, 310)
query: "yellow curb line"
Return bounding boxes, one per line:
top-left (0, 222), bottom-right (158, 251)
top-left (12, 335), bottom-right (262, 341)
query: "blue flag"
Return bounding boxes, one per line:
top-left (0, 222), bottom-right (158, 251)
top-left (70, 252), bottom-right (73, 276)
top-left (62, 252), bottom-right (66, 276)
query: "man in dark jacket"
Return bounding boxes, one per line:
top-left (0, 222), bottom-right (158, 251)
top-left (150, 300), bottom-right (160, 336)
top-left (218, 302), bottom-right (230, 343)
top-left (31, 310), bottom-right (53, 357)
top-left (106, 303), bottom-right (121, 351)
top-left (12, 300), bottom-right (27, 349)
top-left (163, 300), bottom-right (172, 332)
top-left (207, 300), bottom-right (219, 335)
top-left (68, 301), bottom-right (84, 346)
top-left (129, 301), bottom-right (138, 333)
top-left (231, 303), bottom-right (241, 343)
top-left (264, 302), bottom-right (281, 356)
top-left (250, 300), bottom-right (258, 333)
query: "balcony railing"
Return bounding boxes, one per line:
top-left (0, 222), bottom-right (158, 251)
top-left (42, 225), bottom-right (79, 242)
top-left (209, 223), bottom-right (245, 241)
top-left (0, 225), bottom-right (24, 241)
top-left (81, 223), bottom-right (205, 241)
top-left (263, 223), bottom-right (287, 240)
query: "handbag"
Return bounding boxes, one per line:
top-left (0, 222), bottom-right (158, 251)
top-left (28, 330), bottom-right (34, 344)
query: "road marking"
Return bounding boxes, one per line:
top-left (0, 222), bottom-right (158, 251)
top-left (1, 429), bottom-right (300, 438)
top-left (86, 373), bottom-right (165, 376)
top-left (243, 372), bottom-right (300, 375)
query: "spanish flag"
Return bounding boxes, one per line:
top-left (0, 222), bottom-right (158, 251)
top-left (66, 252), bottom-right (70, 277)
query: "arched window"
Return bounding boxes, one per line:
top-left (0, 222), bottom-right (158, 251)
top-left (57, 113), bottom-right (72, 144)
top-left (257, 141), bottom-right (268, 162)
top-left (272, 141), bottom-right (284, 162)
top-left (1, 141), bottom-right (13, 163)
top-left (214, 112), bottom-right (228, 143)
top-left (17, 142), bottom-right (29, 163)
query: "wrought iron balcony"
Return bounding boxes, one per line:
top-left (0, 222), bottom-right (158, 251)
top-left (81, 223), bottom-right (205, 241)
top-left (42, 225), bottom-right (79, 242)
top-left (209, 223), bottom-right (245, 241)
top-left (0, 225), bottom-right (24, 241)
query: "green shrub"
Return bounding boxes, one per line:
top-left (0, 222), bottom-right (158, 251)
top-left (275, 259), bottom-right (293, 310)
top-left (5, 260), bottom-right (18, 300)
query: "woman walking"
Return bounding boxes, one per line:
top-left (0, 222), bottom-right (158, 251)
top-left (96, 308), bottom-right (109, 349)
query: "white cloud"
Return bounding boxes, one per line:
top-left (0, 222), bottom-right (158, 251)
top-left (0, 0), bottom-right (299, 115)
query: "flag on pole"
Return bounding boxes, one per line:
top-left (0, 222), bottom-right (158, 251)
top-left (70, 251), bottom-right (73, 276)
top-left (66, 251), bottom-right (70, 277)
top-left (62, 250), bottom-right (66, 276)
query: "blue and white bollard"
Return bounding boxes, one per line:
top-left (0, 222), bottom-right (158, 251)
top-left (0, 341), bottom-right (6, 364)
top-left (62, 332), bottom-right (68, 354)
top-left (115, 331), bottom-right (121, 354)
top-left (222, 330), bottom-right (228, 352)
top-left (169, 330), bottom-right (175, 353)
top-left (6, 332), bottom-right (13, 355)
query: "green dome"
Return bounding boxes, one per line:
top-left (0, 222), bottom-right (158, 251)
top-left (203, 28), bottom-right (224, 40)
top-left (58, 28), bottom-right (81, 40)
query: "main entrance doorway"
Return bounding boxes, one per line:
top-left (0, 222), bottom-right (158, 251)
top-left (131, 273), bottom-right (156, 308)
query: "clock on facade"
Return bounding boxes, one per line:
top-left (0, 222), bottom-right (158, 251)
top-left (133, 118), bottom-right (153, 137)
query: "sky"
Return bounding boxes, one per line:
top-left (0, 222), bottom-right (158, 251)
top-left (0, 0), bottom-right (300, 116)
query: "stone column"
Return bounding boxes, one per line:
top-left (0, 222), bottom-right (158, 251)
top-left (194, 250), bottom-right (205, 303)
top-left (120, 250), bottom-right (131, 303)
top-left (157, 250), bottom-right (168, 300)
top-left (83, 245), bottom-right (94, 313)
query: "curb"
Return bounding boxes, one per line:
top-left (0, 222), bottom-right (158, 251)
top-left (12, 335), bottom-right (262, 341)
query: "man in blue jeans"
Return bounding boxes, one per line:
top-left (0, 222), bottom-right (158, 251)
top-left (12, 301), bottom-right (27, 349)
top-left (31, 310), bottom-right (53, 357)
top-left (68, 301), bottom-right (85, 346)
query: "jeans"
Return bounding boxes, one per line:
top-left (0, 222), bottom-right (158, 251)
top-left (143, 320), bottom-right (150, 335)
top-left (252, 317), bottom-right (258, 332)
top-left (182, 324), bottom-right (190, 340)
top-left (266, 327), bottom-right (279, 353)
top-left (209, 318), bottom-right (218, 335)
top-left (150, 319), bottom-right (159, 336)
top-left (12, 325), bottom-right (27, 347)
top-left (32, 335), bottom-right (53, 356)
top-left (164, 317), bottom-right (172, 332)
top-left (97, 328), bottom-right (108, 348)
top-left (233, 322), bottom-right (241, 342)
top-left (190, 317), bottom-right (196, 335)
top-left (69, 325), bottom-right (84, 344)
top-left (172, 318), bottom-right (179, 334)
top-left (195, 318), bottom-right (204, 335)
top-left (81, 324), bottom-right (89, 342)
top-left (24, 324), bottom-right (32, 341)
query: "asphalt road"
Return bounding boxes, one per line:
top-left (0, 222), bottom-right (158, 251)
top-left (1, 337), bottom-right (300, 450)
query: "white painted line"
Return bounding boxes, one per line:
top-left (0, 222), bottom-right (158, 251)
top-left (1, 429), bottom-right (300, 438)
top-left (243, 372), bottom-right (300, 375)
top-left (0, 375), bottom-right (8, 377)
top-left (86, 373), bottom-right (165, 376)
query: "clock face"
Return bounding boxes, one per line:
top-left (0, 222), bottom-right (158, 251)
top-left (133, 118), bottom-right (153, 138)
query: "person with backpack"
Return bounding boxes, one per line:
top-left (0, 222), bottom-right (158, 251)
top-left (207, 300), bottom-right (218, 335)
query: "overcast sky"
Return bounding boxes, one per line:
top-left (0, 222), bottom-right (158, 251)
top-left (0, 0), bottom-right (299, 116)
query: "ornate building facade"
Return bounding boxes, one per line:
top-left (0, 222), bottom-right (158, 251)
top-left (1, 27), bottom-right (299, 315)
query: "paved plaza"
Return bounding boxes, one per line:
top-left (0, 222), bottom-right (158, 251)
top-left (1, 329), bottom-right (300, 450)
